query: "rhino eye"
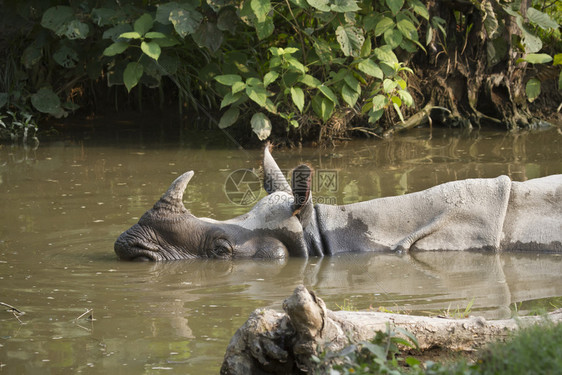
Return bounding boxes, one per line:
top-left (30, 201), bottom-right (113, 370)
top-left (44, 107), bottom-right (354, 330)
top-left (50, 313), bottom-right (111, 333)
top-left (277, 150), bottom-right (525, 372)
top-left (210, 238), bottom-right (232, 259)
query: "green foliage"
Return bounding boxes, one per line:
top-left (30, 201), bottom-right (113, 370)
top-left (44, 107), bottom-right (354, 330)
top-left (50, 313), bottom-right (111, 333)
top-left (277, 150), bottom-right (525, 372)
top-left (1, 0), bottom-right (559, 141)
top-left (313, 323), bottom-right (419, 374)
top-left (313, 321), bottom-right (562, 375)
top-left (0, 111), bottom-right (38, 144)
top-left (499, 1), bottom-right (561, 101)
top-left (439, 298), bottom-right (475, 319)
top-left (478, 320), bottom-right (562, 375)
top-left (2, 0), bottom-right (434, 140)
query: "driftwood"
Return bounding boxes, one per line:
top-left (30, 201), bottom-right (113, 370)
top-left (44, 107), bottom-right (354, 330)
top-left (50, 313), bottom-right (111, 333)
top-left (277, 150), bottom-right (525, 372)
top-left (221, 285), bottom-right (562, 374)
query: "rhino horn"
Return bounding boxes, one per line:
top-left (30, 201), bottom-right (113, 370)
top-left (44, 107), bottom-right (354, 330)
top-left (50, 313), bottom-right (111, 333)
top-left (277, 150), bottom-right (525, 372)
top-left (153, 171), bottom-right (194, 213)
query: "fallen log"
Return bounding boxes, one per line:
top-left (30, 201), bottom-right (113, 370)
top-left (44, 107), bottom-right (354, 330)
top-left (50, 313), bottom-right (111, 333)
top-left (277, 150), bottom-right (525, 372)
top-left (221, 285), bottom-right (562, 374)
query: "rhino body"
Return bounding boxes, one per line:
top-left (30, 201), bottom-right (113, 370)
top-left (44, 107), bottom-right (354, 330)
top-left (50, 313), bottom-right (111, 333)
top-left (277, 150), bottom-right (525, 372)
top-left (114, 146), bottom-right (562, 261)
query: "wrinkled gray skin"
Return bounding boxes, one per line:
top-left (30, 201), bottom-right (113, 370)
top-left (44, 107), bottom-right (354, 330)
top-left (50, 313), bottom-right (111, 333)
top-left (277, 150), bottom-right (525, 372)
top-left (114, 146), bottom-right (562, 261)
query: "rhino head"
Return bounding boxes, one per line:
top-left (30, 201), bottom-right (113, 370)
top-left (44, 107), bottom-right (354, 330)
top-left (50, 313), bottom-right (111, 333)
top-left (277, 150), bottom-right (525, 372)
top-left (114, 145), bottom-right (314, 261)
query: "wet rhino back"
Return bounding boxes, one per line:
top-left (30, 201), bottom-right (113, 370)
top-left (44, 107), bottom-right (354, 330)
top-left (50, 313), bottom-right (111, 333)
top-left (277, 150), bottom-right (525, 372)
top-left (501, 174), bottom-right (562, 251)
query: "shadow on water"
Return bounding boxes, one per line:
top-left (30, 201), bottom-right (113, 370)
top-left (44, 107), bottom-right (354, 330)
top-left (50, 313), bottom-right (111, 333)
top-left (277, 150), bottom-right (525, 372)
top-left (0, 125), bottom-right (561, 374)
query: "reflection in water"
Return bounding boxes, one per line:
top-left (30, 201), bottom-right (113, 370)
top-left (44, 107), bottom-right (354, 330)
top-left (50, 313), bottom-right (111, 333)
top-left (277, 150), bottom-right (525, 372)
top-left (0, 127), bottom-right (561, 374)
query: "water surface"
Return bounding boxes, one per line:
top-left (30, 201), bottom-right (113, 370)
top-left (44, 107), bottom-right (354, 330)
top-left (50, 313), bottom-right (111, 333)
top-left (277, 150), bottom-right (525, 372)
top-left (1, 127), bottom-right (561, 374)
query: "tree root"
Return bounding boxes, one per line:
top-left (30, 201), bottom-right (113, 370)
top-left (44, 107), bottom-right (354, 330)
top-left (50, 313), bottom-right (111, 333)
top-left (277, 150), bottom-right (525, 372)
top-left (382, 104), bottom-right (451, 137)
top-left (221, 285), bottom-right (562, 375)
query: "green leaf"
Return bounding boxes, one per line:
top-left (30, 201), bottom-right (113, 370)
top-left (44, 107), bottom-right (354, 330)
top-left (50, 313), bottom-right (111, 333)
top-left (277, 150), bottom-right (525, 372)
top-left (397, 18), bottom-right (418, 41)
top-left (336, 25), bottom-right (365, 57)
top-left (232, 81), bottom-right (246, 94)
top-left (264, 99), bottom-right (278, 114)
top-left (22, 43), bottom-right (42, 68)
top-left (91, 8), bottom-right (118, 26)
top-left (141, 41), bottom-right (161, 60)
top-left (344, 73), bottom-right (360, 93)
top-left (361, 35), bottom-right (372, 57)
top-left (342, 84), bottom-right (359, 107)
top-left (170, 7), bottom-right (203, 38)
top-left (405, 357), bottom-right (421, 367)
top-left (487, 37), bottom-right (508, 67)
top-left (517, 53), bottom-right (553, 64)
top-left (221, 92), bottom-right (244, 109)
top-left (559, 71), bottom-right (562, 91)
top-left (103, 41), bottom-right (129, 56)
top-left (123, 62), bottom-right (144, 92)
top-left (482, 0), bottom-right (499, 38)
top-left (61, 20), bottom-right (89, 39)
top-left (246, 85), bottom-right (268, 107)
top-left (291, 87), bottom-right (305, 113)
top-left (53, 45), bottom-right (79, 68)
top-left (145, 32), bottom-right (167, 39)
top-left (103, 24), bottom-right (132, 41)
top-left (153, 36), bottom-right (180, 47)
top-left (374, 17), bottom-right (395, 37)
top-left (134, 14), bottom-right (153, 36)
top-left (525, 77), bottom-right (541, 102)
top-left (384, 28), bottom-right (403, 49)
top-left (219, 107), bottom-right (240, 128)
top-left (369, 108), bottom-right (384, 123)
top-left (119, 31), bottom-right (142, 39)
top-left (527, 7), bottom-right (559, 30)
top-left (155, 2), bottom-right (176, 24)
top-left (318, 84), bottom-right (339, 104)
top-left (398, 89), bottom-right (413, 106)
top-left (286, 56), bottom-right (307, 73)
top-left (255, 18), bottom-right (274, 40)
top-left (393, 101), bottom-right (405, 121)
top-left (41, 6), bottom-right (73, 33)
top-left (357, 59), bottom-right (383, 79)
top-left (383, 78), bottom-right (397, 93)
top-left (299, 74), bottom-right (321, 88)
top-left (516, 17), bottom-right (542, 53)
top-left (215, 74), bottom-right (243, 86)
top-left (372, 94), bottom-right (388, 111)
top-left (408, 0), bottom-right (429, 20)
top-left (251, 112), bottom-right (272, 140)
top-left (246, 77), bottom-right (261, 87)
top-left (263, 71), bottom-right (279, 87)
top-left (251, 0), bottom-right (271, 23)
top-left (306, 0), bottom-right (330, 12)
top-left (554, 53), bottom-right (562, 66)
top-left (364, 13), bottom-right (383, 32)
top-left (217, 7), bottom-right (238, 34)
top-left (394, 326), bottom-right (420, 348)
top-left (375, 45), bottom-right (399, 64)
top-left (425, 26), bottom-right (433, 46)
top-left (312, 95), bottom-right (335, 122)
top-left (331, 0), bottom-right (361, 12)
top-left (386, 0), bottom-right (404, 16)
top-left (280, 47), bottom-right (299, 55)
top-left (31, 87), bottom-right (62, 114)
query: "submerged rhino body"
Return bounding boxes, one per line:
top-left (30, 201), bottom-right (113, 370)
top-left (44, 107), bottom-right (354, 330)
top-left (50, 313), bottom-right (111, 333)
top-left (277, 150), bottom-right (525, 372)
top-left (114, 146), bottom-right (562, 261)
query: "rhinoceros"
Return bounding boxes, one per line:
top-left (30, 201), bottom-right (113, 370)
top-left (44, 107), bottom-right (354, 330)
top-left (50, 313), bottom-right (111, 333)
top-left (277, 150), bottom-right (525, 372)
top-left (114, 145), bottom-right (562, 261)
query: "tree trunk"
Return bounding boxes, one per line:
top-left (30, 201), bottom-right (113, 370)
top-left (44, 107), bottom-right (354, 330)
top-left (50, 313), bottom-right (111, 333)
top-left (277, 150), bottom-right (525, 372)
top-left (221, 285), bottom-right (562, 375)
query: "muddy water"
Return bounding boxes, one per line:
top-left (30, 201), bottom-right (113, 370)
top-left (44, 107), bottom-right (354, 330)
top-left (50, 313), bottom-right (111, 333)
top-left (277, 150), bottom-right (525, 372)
top-left (1, 127), bottom-right (561, 374)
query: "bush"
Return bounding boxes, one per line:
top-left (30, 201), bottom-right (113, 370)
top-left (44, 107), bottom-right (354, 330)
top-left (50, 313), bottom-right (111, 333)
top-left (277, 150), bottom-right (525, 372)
top-left (313, 321), bottom-right (562, 375)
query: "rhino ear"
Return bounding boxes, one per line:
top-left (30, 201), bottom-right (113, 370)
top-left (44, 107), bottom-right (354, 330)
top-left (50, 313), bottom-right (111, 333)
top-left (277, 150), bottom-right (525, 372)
top-left (291, 164), bottom-right (314, 225)
top-left (263, 143), bottom-right (291, 194)
top-left (153, 171), bottom-right (194, 213)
